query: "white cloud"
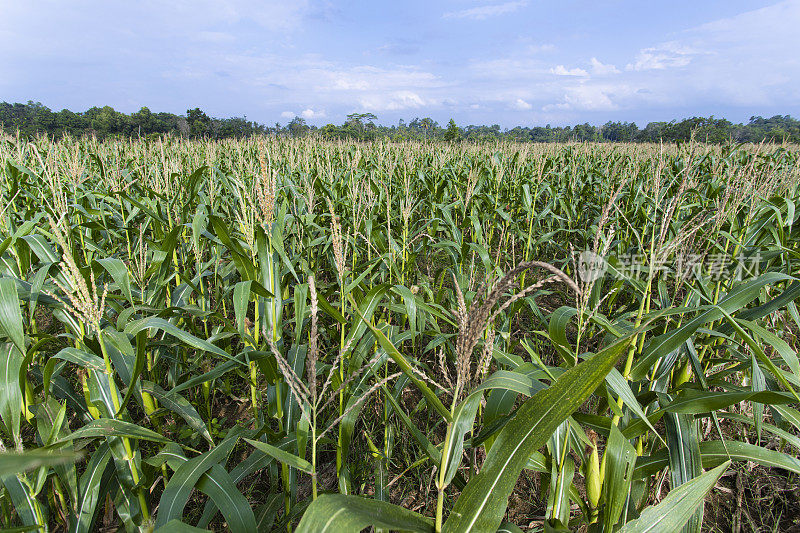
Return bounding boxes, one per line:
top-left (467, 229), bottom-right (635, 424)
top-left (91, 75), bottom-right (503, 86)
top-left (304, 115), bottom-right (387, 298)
top-left (359, 91), bottom-right (427, 111)
top-left (300, 65), bottom-right (444, 113)
top-left (279, 108), bottom-right (325, 120)
top-left (543, 83), bottom-right (635, 112)
top-left (626, 41), bottom-right (696, 71)
top-left (694, 0), bottom-right (800, 40)
top-left (462, 1), bottom-right (800, 121)
top-left (513, 98), bottom-right (532, 110)
top-left (316, 65), bottom-right (440, 93)
top-left (444, 1), bottom-right (527, 20)
top-left (2, 0), bottom-right (799, 127)
top-left (590, 57), bottom-right (619, 75)
top-left (470, 58), bottom-right (545, 80)
top-left (550, 65), bottom-right (589, 77)
top-left (301, 108), bottom-right (325, 119)
top-left (607, 1), bottom-right (800, 111)
top-left (175, 51), bottom-right (445, 116)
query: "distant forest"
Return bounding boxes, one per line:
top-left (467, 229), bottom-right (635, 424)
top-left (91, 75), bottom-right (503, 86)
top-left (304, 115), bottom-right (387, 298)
top-left (2, 101), bottom-right (799, 143)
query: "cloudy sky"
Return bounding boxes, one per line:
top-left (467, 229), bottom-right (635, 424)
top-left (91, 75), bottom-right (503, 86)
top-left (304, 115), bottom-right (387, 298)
top-left (1, 0), bottom-right (799, 127)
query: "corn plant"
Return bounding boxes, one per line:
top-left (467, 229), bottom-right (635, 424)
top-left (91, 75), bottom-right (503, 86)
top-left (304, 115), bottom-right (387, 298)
top-left (0, 133), bottom-right (797, 532)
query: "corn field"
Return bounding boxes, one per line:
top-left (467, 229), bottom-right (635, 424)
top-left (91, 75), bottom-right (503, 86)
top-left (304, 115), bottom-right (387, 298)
top-left (0, 132), bottom-right (799, 532)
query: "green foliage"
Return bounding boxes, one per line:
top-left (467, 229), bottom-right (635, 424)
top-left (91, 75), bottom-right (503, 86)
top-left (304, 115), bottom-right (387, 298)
top-left (4, 100), bottom-right (800, 142)
top-left (0, 135), bottom-right (796, 532)
top-left (0, 101), bottom-right (268, 139)
top-left (444, 119), bottom-right (461, 142)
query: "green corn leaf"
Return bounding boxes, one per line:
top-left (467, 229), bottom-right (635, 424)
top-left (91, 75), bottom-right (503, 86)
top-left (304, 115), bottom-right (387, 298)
top-left (34, 399), bottom-right (78, 505)
top-left (772, 404), bottom-right (800, 432)
top-left (93, 258), bottom-right (134, 305)
top-left (197, 436), bottom-right (296, 528)
top-left (444, 369), bottom-right (548, 486)
top-left (243, 438), bottom-right (313, 474)
top-left (50, 419), bottom-right (171, 445)
top-left (142, 381), bottom-right (213, 445)
top-left (606, 367), bottom-right (664, 444)
top-left (0, 343), bottom-right (24, 446)
top-left (470, 370), bottom-right (546, 398)
top-left (232, 280), bottom-right (251, 335)
top-left (0, 450), bottom-right (79, 478)
top-left (497, 524), bottom-right (525, 533)
top-left (155, 436), bottom-right (238, 528)
top-left (716, 306), bottom-right (799, 400)
top-left (443, 333), bottom-right (633, 532)
top-left (194, 464), bottom-right (257, 533)
top-left (618, 462), bottom-right (729, 533)
top-left (441, 393), bottom-right (481, 488)
top-left (344, 285), bottom-right (390, 354)
top-left (662, 389), bottom-right (796, 414)
top-left (631, 273), bottom-right (792, 381)
top-left (359, 313), bottom-right (452, 423)
top-left (635, 441), bottom-right (800, 478)
top-left (716, 411), bottom-right (800, 452)
top-left (0, 277), bottom-right (25, 354)
top-left (602, 424), bottom-right (637, 530)
top-left (124, 317), bottom-right (240, 366)
top-left (166, 350), bottom-right (271, 396)
top-left (381, 383), bottom-right (443, 466)
top-left (156, 519), bottom-right (211, 532)
top-left (154, 444), bottom-right (257, 533)
top-left (296, 494), bottom-right (434, 533)
top-left (551, 455), bottom-right (574, 525)
top-left (548, 306), bottom-right (578, 365)
top-left (664, 411), bottom-right (703, 533)
top-left (115, 330), bottom-right (147, 417)
top-left (254, 493), bottom-right (284, 532)
top-left (1, 473), bottom-right (46, 530)
top-left (209, 215), bottom-right (256, 281)
top-left (73, 444), bottom-right (112, 533)
top-left (43, 347), bottom-right (106, 400)
top-left (736, 317), bottom-right (800, 378)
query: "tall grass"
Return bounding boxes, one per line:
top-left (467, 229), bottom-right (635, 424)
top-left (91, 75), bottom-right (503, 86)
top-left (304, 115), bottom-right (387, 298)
top-left (0, 133), bottom-right (798, 531)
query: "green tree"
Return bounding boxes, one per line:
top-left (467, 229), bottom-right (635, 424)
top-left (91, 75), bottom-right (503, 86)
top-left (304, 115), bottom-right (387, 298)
top-left (601, 121), bottom-right (638, 142)
top-left (444, 119), bottom-right (461, 142)
top-left (187, 107), bottom-right (211, 138)
top-left (287, 116), bottom-right (309, 137)
top-left (344, 113), bottom-right (378, 139)
top-left (132, 107), bottom-right (154, 136)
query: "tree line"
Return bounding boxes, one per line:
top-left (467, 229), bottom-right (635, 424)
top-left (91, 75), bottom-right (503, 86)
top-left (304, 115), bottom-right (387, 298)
top-left (2, 101), bottom-right (799, 144)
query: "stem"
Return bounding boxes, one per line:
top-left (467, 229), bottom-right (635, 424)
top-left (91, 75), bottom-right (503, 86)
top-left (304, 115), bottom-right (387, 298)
top-left (98, 331), bottom-right (150, 521)
top-left (336, 273), bottom-right (347, 481)
top-left (250, 295), bottom-right (260, 419)
top-left (435, 490), bottom-right (445, 533)
top-left (435, 399), bottom-right (457, 532)
top-left (311, 415), bottom-right (318, 500)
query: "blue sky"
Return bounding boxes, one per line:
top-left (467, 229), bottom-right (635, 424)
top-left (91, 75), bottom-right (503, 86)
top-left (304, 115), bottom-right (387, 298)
top-left (1, 0), bottom-right (799, 127)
